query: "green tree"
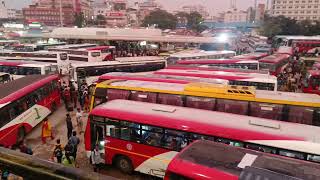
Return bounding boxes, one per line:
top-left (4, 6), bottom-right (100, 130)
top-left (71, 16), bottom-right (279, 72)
top-left (74, 12), bottom-right (85, 28)
top-left (142, 10), bottom-right (177, 29)
top-left (187, 12), bottom-right (205, 32)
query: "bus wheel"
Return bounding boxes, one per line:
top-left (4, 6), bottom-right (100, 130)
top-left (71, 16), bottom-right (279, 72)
top-left (17, 126), bottom-right (26, 144)
top-left (116, 156), bottom-right (133, 174)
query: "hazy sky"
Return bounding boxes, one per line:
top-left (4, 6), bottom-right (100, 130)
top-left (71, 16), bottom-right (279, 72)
top-left (6, 0), bottom-right (266, 15)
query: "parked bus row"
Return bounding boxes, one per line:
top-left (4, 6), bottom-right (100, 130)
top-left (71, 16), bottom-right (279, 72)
top-left (85, 100), bottom-right (320, 178)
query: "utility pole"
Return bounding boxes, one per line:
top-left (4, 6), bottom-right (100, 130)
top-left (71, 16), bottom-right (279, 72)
top-left (59, 0), bottom-right (63, 27)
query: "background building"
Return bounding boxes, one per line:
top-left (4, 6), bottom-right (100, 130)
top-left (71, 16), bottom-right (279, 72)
top-left (271, 0), bottom-right (320, 21)
top-left (23, 0), bottom-right (93, 27)
top-left (220, 8), bottom-right (248, 23)
top-left (103, 0), bottom-right (128, 27)
top-left (180, 5), bottom-right (210, 19)
top-left (0, 0), bottom-right (22, 19)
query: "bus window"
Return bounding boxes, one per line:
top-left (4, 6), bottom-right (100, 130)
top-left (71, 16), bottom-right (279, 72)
top-left (157, 94), bottom-right (184, 106)
top-left (130, 91), bottom-right (157, 103)
top-left (163, 129), bottom-right (187, 151)
top-left (249, 102), bottom-right (283, 121)
top-left (185, 96), bottom-right (216, 110)
top-left (141, 125), bottom-right (163, 147)
top-left (314, 108), bottom-right (320, 126)
top-left (216, 138), bottom-right (243, 147)
top-left (120, 121), bottom-right (141, 143)
top-left (279, 150), bottom-right (305, 160)
top-left (288, 106), bottom-right (314, 125)
top-left (246, 144), bottom-right (277, 153)
top-left (216, 99), bottom-right (249, 115)
top-left (106, 89), bottom-right (131, 101)
top-left (0, 108), bottom-right (11, 128)
top-left (307, 154), bottom-right (320, 163)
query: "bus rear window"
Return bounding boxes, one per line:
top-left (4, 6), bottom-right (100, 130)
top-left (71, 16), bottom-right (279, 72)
top-left (91, 52), bottom-right (101, 57)
top-left (107, 89), bottom-right (130, 101)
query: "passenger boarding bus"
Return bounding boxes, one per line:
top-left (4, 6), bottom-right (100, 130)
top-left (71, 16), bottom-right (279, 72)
top-left (176, 59), bottom-right (260, 70)
top-left (0, 60), bottom-right (58, 79)
top-left (233, 52), bottom-right (269, 60)
top-left (0, 51), bottom-right (69, 74)
top-left (85, 100), bottom-right (320, 178)
top-left (154, 69), bottom-right (277, 91)
top-left (70, 57), bottom-right (166, 86)
top-left (259, 53), bottom-right (291, 76)
top-left (0, 73), bottom-right (11, 83)
top-left (92, 80), bottom-right (320, 125)
top-left (48, 46), bottom-right (115, 62)
top-left (167, 50), bottom-right (236, 65)
top-left (0, 75), bottom-right (60, 146)
top-left (165, 140), bottom-right (320, 180)
top-left (98, 72), bottom-right (229, 85)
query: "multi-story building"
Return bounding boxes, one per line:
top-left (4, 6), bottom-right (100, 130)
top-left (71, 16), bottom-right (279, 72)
top-left (271, 0), bottom-right (320, 21)
top-left (23, 0), bottom-right (93, 26)
top-left (181, 5), bottom-right (210, 19)
top-left (0, 0), bottom-right (23, 19)
top-left (138, 0), bottom-right (162, 21)
top-left (255, 4), bottom-right (266, 22)
top-left (220, 8), bottom-right (248, 23)
top-left (103, 0), bottom-right (128, 27)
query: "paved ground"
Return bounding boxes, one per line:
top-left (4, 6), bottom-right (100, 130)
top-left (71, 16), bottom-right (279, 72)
top-left (25, 103), bottom-right (148, 180)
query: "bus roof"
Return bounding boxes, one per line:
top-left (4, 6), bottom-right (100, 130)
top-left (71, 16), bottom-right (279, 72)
top-left (275, 35), bottom-right (320, 41)
top-left (168, 140), bottom-right (320, 180)
top-left (0, 50), bottom-right (66, 55)
top-left (51, 43), bottom-right (97, 49)
top-left (0, 75), bottom-right (59, 107)
top-left (169, 50), bottom-right (235, 58)
top-left (259, 54), bottom-right (290, 63)
top-left (0, 59), bottom-right (57, 67)
top-left (177, 59), bottom-right (258, 65)
top-left (99, 72), bottom-right (229, 85)
top-left (91, 100), bottom-right (320, 154)
top-left (233, 52), bottom-right (268, 60)
top-left (115, 56), bottom-right (165, 62)
top-left (86, 46), bottom-right (115, 50)
top-left (154, 69), bottom-right (277, 83)
top-left (167, 65), bottom-right (270, 74)
top-left (98, 80), bottom-right (320, 106)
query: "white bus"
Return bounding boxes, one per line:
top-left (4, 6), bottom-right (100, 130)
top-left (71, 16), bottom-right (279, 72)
top-left (0, 59), bottom-right (58, 79)
top-left (70, 57), bottom-right (167, 86)
top-left (0, 51), bottom-right (69, 74)
top-left (167, 50), bottom-right (236, 65)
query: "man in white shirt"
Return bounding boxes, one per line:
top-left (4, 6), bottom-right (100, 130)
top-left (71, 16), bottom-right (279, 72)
top-left (75, 108), bottom-right (83, 133)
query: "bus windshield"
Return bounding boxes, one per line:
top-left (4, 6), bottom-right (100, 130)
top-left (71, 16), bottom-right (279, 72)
top-left (259, 62), bottom-right (275, 71)
top-left (91, 52), bottom-right (101, 57)
top-left (0, 66), bottom-right (41, 75)
top-left (200, 43), bottom-right (230, 51)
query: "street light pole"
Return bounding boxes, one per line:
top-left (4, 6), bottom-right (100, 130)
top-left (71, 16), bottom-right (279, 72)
top-left (59, 0), bottom-right (63, 27)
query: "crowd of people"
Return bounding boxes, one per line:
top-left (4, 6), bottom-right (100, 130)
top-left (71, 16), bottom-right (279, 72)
top-left (277, 58), bottom-right (307, 92)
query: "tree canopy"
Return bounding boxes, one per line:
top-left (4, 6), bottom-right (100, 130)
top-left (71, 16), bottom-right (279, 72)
top-left (259, 15), bottom-right (320, 37)
top-left (142, 10), bottom-right (177, 29)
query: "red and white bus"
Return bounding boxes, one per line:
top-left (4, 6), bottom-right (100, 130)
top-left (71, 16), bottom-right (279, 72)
top-left (0, 51), bottom-right (69, 74)
top-left (272, 36), bottom-right (320, 53)
top-left (48, 45), bottom-right (115, 62)
top-left (233, 52), bottom-right (269, 60)
top-left (98, 72), bottom-right (228, 85)
top-left (166, 50), bottom-right (236, 65)
top-left (303, 70), bottom-right (320, 95)
top-left (167, 65), bottom-right (270, 74)
top-left (259, 53), bottom-right (291, 76)
top-left (0, 40), bottom-right (20, 49)
top-left (0, 60), bottom-right (58, 79)
top-left (165, 140), bottom-right (320, 180)
top-left (0, 75), bottom-right (60, 147)
top-left (154, 69), bottom-right (278, 91)
top-left (176, 59), bottom-right (260, 70)
top-left (85, 100), bottom-right (320, 178)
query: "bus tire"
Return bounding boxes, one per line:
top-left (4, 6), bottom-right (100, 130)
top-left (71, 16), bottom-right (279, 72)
top-left (116, 155), bottom-right (133, 174)
top-left (17, 126), bottom-right (26, 144)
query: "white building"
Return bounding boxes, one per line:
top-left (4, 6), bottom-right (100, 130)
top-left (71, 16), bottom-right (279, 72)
top-left (181, 5), bottom-right (210, 19)
top-left (271, 0), bottom-right (320, 21)
top-left (220, 8), bottom-right (248, 23)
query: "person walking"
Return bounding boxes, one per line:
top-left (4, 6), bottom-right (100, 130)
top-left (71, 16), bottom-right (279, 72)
top-left (41, 118), bottom-right (53, 144)
top-left (63, 141), bottom-right (75, 167)
top-left (66, 114), bottom-right (73, 140)
top-left (91, 145), bottom-right (103, 172)
top-left (52, 139), bottom-right (63, 163)
top-left (69, 131), bottom-right (80, 162)
top-left (75, 108), bottom-right (84, 134)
